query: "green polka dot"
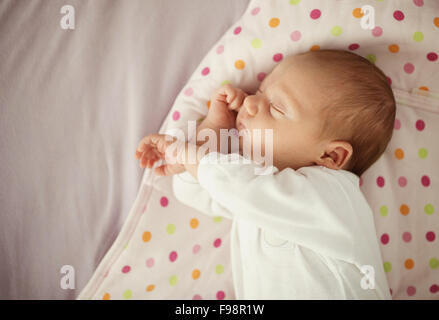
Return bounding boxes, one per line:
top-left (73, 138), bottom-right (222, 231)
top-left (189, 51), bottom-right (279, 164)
top-left (166, 224), bottom-right (176, 235)
top-left (123, 289), bottom-right (132, 299)
top-left (366, 54), bottom-right (376, 64)
top-left (289, 0), bottom-right (301, 4)
top-left (413, 31), bottom-right (424, 42)
top-left (418, 148), bottom-right (428, 159)
top-left (430, 258), bottom-right (438, 269)
top-left (330, 26), bottom-right (342, 36)
top-left (123, 243), bottom-right (129, 250)
top-left (251, 38), bottom-right (262, 49)
top-left (383, 262), bottom-right (392, 273)
top-left (213, 216), bottom-right (223, 223)
top-left (424, 204), bottom-right (434, 215)
top-left (215, 264), bottom-right (224, 274)
top-left (220, 80), bottom-right (231, 86)
top-left (379, 205), bottom-right (388, 217)
top-left (169, 275), bottom-right (178, 286)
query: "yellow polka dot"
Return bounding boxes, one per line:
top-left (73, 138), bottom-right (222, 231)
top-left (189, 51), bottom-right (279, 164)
top-left (234, 60), bottom-right (245, 70)
top-left (192, 269), bottom-right (201, 280)
top-left (310, 45), bottom-right (320, 52)
top-left (190, 218), bottom-right (199, 229)
top-left (419, 86), bottom-right (429, 91)
top-left (269, 17), bottom-right (280, 28)
top-left (394, 148), bottom-right (404, 160)
top-left (405, 259), bottom-right (414, 270)
top-left (434, 17), bottom-right (439, 28)
top-left (400, 204), bottom-right (410, 216)
top-left (146, 284), bottom-right (155, 292)
top-left (142, 231), bottom-right (152, 242)
top-left (102, 293), bottom-right (110, 300)
top-left (352, 8), bottom-right (363, 18)
top-left (388, 44), bottom-right (399, 53)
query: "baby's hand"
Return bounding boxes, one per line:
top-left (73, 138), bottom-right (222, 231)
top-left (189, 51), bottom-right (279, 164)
top-left (134, 133), bottom-right (186, 176)
top-left (205, 83), bottom-right (248, 130)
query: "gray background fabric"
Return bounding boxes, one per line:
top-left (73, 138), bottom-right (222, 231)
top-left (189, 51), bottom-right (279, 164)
top-left (0, 0), bottom-right (249, 299)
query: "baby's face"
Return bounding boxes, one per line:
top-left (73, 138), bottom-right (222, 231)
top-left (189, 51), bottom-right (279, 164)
top-left (236, 54), bottom-right (331, 171)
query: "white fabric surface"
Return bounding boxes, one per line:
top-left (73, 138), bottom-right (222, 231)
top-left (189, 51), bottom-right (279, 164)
top-left (0, 0), bottom-right (249, 299)
top-left (173, 151), bottom-right (391, 299)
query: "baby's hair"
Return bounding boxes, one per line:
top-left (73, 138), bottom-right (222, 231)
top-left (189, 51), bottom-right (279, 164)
top-left (301, 49), bottom-right (396, 177)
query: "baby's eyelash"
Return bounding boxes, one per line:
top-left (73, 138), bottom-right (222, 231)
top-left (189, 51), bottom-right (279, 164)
top-left (258, 89), bottom-right (284, 115)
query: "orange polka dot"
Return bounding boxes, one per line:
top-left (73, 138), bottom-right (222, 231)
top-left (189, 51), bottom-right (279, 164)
top-left (434, 17), bottom-right (439, 28)
top-left (419, 86), bottom-right (429, 91)
top-left (388, 44), bottom-right (399, 53)
top-left (394, 148), bottom-right (404, 160)
top-left (352, 8), bottom-right (363, 18)
top-left (190, 218), bottom-right (199, 229)
top-left (405, 259), bottom-right (414, 270)
top-left (102, 293), bottom-right (110, 300)
top-left (234, 60), bottom-right (245, 70)
top-left (310, 45), bottom-right (320, 52)
top-left (400, 204), bottom-right (410, 216)
top-left (146, 284), bottom-right (155, 292)
top-left (207, 100), bottom-right (211, 109)
top-left (142, 231), bottom-right (152, 242)
top-left (192, 269), bottom-right (201, 280)
top-left (269, 17), bottom-right (280, 28)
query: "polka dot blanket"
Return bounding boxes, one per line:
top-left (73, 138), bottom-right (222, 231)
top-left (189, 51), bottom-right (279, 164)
top-left (78, 0), bottom-right (439, 300)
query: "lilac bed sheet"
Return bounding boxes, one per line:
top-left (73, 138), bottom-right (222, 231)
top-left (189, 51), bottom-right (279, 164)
top-left (0, 0), bottom-right (249, 299)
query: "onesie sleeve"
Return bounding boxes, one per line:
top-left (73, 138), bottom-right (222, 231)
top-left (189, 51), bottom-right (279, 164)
top-left (172, 170), bottom-right (234, 219)
top-left (196, 151), bottom-right (358, 262)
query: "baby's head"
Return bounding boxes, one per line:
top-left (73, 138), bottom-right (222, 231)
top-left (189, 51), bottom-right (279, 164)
top-left (236, 49), bottom-right (396, 176)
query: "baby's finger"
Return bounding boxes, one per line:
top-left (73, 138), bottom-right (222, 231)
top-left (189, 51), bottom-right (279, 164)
top-left (224, 84), bottom-right (237, 104)
top-left (229, 91), bottom-right (246, 111)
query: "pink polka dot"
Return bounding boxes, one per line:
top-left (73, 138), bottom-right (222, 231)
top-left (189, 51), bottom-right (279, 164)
top-left (398, 176), bottom-right (407, 187)
top-left (193, 244), bottom-right (201, 254)
top-left (257, 72), bottom-right (266, 82)
top-left (251, 7), bottom-right (260, 16)
top-left (193, 294), bottom-right (202, 300)
top-left (421, 175), bottom-right (430, 187)
top-left (146, 258), bottom-right (154, 268)
top-left (394, 118), bottom-right (401, 130)
top-left (172, 111), bottom-right (180, 121)
top-left (372, 26), bottom-right (383, 37)
top-left (430, 284), bottom-right (439, 293)
top-left (407, 286), bottom-right (416, 296)
top-left (160, 196), bottom-right (169, 207)
top-left (184, 87), bottom-right (193, 96)
top-left (201, 67), bottom-right (210, 76)
top-left (348, 43), bottom-right (360, 51)
top-left (427, 52), bottom-right (438, 61)
top-left (290, 30), bottom-right (301, 42)
top-left (216, 290), bottom-right (225, 300)
top-left (169, 251), bottom-right (178, 262)
top-left (273, 53), bottom-right (283, 62)
top-left (377, 176), bottom-right (385, 188)
top-left (310, 9), bottom-right (321, 20)
top-left (413, 0), bottom-right (424, 7)
top-left (359, 177), bottom-right (363, 187)
top-left (416, 119), bottom-right (425, 131)
top-left (426, 231), bottom-right (436, 242)
top-left (404, 63), bottom-right (415, 74)
top-left (213, 238), bottom-right (222, 248)
top-left (216, 45), bottom-right (224, 54)
top-left (390, 288), bottom-right (393, 296)
top-left (402, 232), bottom-right (412, 243)
top-left (381, 233), bottom-right (389, 245)
top-left (387, 76), bottom-right (392, 86)
top-left (393, 10), bottom-right (405, 21)
top-left (122, 265), bottom-right (131, 273)
top-left (233, 26), bottom-right (242, 35)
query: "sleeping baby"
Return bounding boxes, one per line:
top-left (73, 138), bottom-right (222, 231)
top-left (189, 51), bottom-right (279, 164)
top-left (134, 49), bottom-right (396, 299)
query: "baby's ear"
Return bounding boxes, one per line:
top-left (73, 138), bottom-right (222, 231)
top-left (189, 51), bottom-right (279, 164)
top-left (317, 141), bottom-right (353, 170)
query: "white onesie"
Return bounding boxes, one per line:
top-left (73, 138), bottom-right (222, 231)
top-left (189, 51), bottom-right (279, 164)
top-left (172, 151), bottom-right (391, 300)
